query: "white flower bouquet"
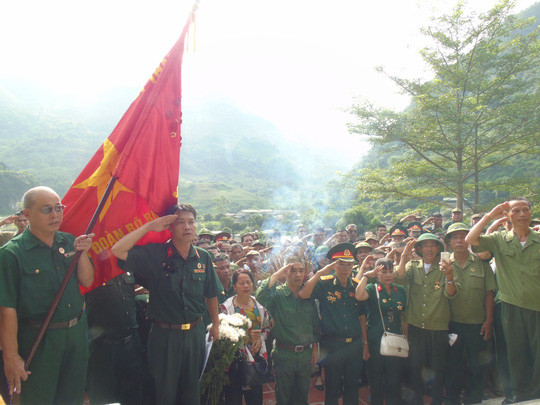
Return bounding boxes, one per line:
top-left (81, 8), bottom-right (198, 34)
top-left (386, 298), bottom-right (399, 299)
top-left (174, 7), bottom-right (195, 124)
top-left (200, 313), bottom-right (252, 405)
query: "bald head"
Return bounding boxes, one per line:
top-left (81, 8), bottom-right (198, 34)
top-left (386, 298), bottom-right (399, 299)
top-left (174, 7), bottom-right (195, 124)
top-left (23, 187), bottom-right (59, 209)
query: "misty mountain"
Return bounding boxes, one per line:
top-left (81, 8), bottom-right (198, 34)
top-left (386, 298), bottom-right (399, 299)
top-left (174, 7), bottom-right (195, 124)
top-left (0, 76), bottom-right (351, 213)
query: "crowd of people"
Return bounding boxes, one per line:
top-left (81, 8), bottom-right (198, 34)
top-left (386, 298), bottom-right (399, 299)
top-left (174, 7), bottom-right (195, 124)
top-left (0, 186), bottom-right (539, 405)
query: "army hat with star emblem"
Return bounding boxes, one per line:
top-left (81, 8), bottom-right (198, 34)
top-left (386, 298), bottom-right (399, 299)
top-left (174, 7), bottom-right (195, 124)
top-left (213, 232), bottom-right (231, 243)
top-left (444, 222), bottom-right (470, 242)
top-left (327, 242), bottom-right (357, 262)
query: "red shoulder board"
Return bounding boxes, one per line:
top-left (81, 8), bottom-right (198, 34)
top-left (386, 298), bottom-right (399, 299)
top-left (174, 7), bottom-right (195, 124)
top-left (167, 247), bottom-right (173, 257)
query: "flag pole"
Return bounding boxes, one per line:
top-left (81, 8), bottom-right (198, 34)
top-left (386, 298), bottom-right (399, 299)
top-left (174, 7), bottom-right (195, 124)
top-left (24, 177), bottom-right (118, 370)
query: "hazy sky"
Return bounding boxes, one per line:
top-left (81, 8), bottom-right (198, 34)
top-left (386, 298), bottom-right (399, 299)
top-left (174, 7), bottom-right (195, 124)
top-left (1, 0), bottom-right (536, 164)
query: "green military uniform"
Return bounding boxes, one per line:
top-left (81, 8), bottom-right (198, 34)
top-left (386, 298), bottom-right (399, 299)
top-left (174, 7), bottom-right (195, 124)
top-left (118, 241), bottom-right (218, 405)
top-left (445, 252), bottom-right (496, 404)
top-left (256, 278), bottom-right (319, 405)
top-left (0, 228), bottom-right (88, 405)
top-left (364, 282), bottom-right (407, 405)
top-left (395, 259), bottom-right (459, 405)
top-left (311, 274), bottom-right (365, 405)
top-left (218, 278), bottom-right (235, 305)
top-left (86, 272), bottom-right (142, 405)
top-left (475, 229), bottom-right (540, 401)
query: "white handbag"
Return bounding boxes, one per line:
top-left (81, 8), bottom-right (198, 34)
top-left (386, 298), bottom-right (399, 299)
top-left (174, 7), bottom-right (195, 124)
top-left (376, 285), bottom-right (409, 358)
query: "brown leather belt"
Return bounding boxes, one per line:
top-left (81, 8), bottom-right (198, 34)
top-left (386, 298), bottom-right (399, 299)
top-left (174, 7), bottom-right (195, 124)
top-left (276, 341), bottom-right (312, 353)
top-left (153, 317), bottom-right (202, 330)
top-left (24, 311), bottom-right (83, 329)
top-left (325, 335), bottom-right (361, 343)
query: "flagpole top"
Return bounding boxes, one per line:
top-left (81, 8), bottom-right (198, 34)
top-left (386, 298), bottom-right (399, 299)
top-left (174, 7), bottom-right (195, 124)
top-left (191, 0), bottom-right (200, 14)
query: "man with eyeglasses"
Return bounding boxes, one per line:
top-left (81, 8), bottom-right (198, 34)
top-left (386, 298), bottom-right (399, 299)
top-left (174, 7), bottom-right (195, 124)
top-left (111, 203), bottom-right (219, 405)
top-left (0, 186), bottom-right (94, 405)
top-left (0, 211), bottom-right (28, 247)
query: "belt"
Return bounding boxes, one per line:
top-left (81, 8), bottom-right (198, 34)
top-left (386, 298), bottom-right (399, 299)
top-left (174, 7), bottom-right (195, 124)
top-left (100, 335), bottom-right (133, 345)
top-left (153, 317), bottom-right (202, 330)
top-left (24, 311), bottom-right (83, 330)
top-left (325, 335), bottom-right (361, 343)
top-left (276, 341), bottom-right (311, 353)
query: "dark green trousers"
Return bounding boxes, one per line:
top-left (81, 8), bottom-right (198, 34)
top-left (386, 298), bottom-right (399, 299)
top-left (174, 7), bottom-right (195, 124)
top-left (147, 322), bottom-right (205, 405)
top-left (320, 338), bottom-right (363, 405)
top-left (445, 321), bottom-right (490, 404)
top-left (501, 302), bottom-right (540, 401)
top-left (366, 340), bottom-right (404, 405)
top-left (272, 347), bottom-right (312, 405)
top-left (87, 331), bottom-right (143, 405)
top-left (18, 315), bottom-right (89, 405)
top-left (408, 325), bottom-right (448, 405)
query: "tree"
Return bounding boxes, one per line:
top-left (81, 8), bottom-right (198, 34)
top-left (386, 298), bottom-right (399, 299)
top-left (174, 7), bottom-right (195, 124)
top-left (347, 0), bottom-right (540, 212)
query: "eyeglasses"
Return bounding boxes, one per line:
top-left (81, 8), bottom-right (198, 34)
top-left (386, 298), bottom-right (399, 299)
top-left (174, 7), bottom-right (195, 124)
top-left (38, 204), bottom-right (66, 214)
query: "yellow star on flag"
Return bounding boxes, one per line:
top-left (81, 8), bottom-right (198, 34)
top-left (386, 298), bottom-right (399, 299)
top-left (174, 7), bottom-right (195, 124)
top-left (73, 139), bottom-right (134, 221)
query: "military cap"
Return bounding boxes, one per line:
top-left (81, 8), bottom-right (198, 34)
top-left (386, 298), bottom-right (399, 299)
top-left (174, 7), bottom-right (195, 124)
top-left (198, 228), bottom-right (212, 239)
top-left (452, 207), bottom-right (462, 213)
top-left (364, 233), bottom-right (379, 243)
top-left (433, 212), bottom-right (443, 217)
top-left (471, 213), bottom-right (483, 220)
top-left (327, 242), bottom-right (356, 262)
top-left (445, 222), bottom-right (470, 242)
top-left (251, 240), bottom-right (265, 248)
top-left (407, 222), bottom-right (423, 231)
top-left (414, 233), bottom-right (445, 257)
top-left (246, 250), bottom-right (261, 257)
top-left (214, 232), bottom-right (231, 243)
top-left (354, 241), bottom-right (373, 255)
top-left (530, 218), bottom-right (540, 226)
top-left (389, 225), bottom-right (407, 237)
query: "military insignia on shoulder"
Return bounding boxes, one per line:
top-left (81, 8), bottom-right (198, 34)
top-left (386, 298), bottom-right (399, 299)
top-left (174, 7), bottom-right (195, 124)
top-left (320, 275), bottom-right (334, 281)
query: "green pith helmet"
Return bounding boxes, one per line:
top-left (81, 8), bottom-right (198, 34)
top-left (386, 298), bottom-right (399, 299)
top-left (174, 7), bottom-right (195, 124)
top-left (444, 222), bottom-right (470, 243)
top-left (414, 233), bottom-right (445, 257)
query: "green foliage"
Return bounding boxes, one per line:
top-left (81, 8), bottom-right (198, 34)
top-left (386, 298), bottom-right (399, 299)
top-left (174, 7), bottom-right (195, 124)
top-left (347, 0), bottom-right (540, 212)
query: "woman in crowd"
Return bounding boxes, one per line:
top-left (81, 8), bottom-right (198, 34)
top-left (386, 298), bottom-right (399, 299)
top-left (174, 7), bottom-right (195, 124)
top-left (355, 258), bottom-right (407, 405)
top-left (221, 269), bottom-right (270, 405)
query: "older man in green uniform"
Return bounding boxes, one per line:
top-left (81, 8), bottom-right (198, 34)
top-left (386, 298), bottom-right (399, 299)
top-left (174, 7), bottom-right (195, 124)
top-left (466, 198), bottom-right (540, 403)
top-left (86, 271), bottom-right (142, 405)
top-left (442, 223), bottom-right (496, 405)
top-left (299, 242), bottom-right (366, 405)
top-left (395, 233), bottom-right (458, 405)
top-left (256, 256), bottom-right (319, 405)
top-left (0, 186), bottom-right (94, 404)
top-left (111, 203), bottom-right (219, 405)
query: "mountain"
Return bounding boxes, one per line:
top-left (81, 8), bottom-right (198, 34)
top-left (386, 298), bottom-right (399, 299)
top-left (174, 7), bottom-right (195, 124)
top-left (0, 77), bottom-right (349, 214)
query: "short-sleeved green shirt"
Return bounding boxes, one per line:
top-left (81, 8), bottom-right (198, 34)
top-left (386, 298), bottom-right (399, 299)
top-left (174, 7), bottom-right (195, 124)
top-left (256, 278), bottom-right (319, 346)
top-left (0, 228), bottom-right (85, 322)
top-left (311, 275), bottom-right (366, 338)
top-left (394, 260), bottom-right (458, 331)
top-left (86, 272), bottom-right (138, 339)
top-left (119, 241), bottom-right (218, 324)
top-left (449, 253), bottom-right (497, 324)
top-left (365, 282), bottom-right (407, 344)
top-left (476, 229), bottom-right (540, 311)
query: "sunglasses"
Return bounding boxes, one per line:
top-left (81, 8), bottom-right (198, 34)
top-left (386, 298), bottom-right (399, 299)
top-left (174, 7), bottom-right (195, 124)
top-left (38, 204), bottom-right (66, 214)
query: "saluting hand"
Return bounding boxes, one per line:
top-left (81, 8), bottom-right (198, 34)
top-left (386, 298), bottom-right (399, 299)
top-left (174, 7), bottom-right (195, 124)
top-left (147, 214), bottom-right (178, 233)
top-left (318, 261), bottom-right (337, 276)
top-left (487, 202), bottom-right (510, 221)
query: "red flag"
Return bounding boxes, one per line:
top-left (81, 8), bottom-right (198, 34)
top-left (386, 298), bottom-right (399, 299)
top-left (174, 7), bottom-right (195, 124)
top-left (60, 14), bottom-right (194, 294)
